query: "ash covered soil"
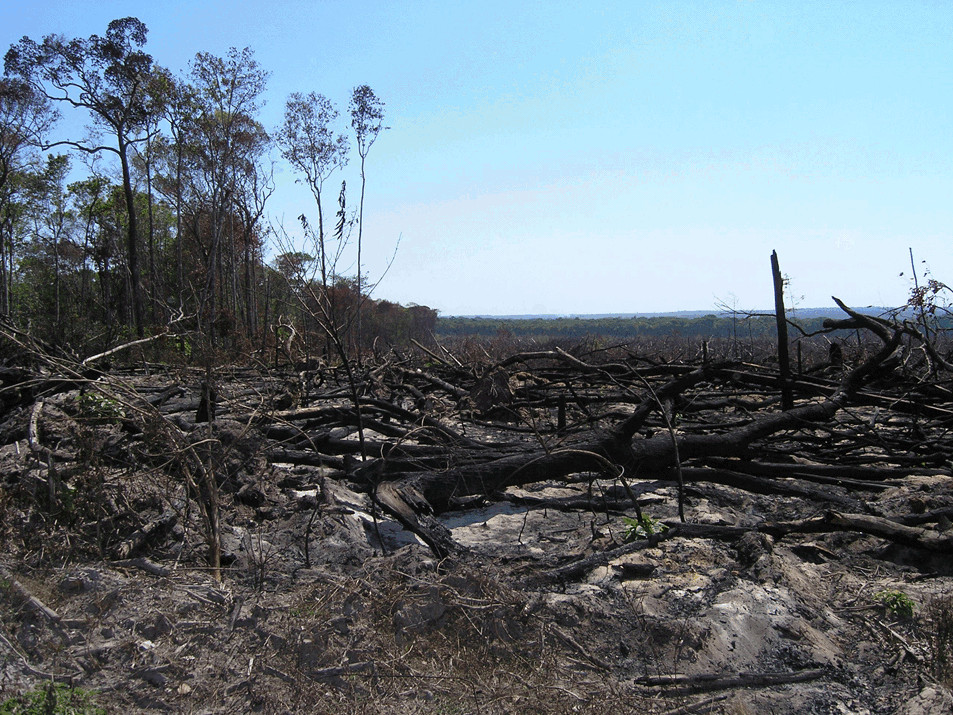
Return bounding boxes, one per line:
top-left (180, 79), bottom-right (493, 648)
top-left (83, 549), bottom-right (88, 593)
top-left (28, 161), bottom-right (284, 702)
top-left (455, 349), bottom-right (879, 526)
top-left (1, 359), bottom-right (953, 714)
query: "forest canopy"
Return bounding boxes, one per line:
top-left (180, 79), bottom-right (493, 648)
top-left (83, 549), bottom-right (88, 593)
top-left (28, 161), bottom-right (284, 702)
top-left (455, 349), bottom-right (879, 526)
top-left (0, 17), bottom-right (435, 359)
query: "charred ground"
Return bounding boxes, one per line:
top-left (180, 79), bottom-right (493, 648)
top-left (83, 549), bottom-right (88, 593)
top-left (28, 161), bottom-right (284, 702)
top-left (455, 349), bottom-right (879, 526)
top-left (1, 308), bottom-right (952, 714)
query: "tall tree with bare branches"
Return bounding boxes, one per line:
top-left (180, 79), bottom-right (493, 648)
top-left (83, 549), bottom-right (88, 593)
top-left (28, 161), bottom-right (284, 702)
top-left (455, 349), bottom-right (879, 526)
top-left (277, 92), bottom-right (348, 293)
top-left (349, 85), bottom-right (386, 356)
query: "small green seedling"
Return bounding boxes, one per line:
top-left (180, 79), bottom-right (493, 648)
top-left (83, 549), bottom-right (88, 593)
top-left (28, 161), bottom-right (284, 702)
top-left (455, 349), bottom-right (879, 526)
top-left (875, 589), bottom-right (916, 619)
top-left (622, 514), bottom-right (669, 542)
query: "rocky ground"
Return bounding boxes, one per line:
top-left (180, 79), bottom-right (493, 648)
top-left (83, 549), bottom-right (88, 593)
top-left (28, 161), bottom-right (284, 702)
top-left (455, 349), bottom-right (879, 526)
top-left (1, 347), bottom-right (953, 714)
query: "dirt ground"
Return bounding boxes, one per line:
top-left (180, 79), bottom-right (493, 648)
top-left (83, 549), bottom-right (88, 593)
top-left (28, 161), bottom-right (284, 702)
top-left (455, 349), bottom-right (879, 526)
top-left (1, 359), bottom-right (953, 714)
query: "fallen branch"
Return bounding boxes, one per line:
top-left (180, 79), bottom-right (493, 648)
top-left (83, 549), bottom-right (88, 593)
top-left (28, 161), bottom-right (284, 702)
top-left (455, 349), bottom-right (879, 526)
top-left (541, 536), bottom-right (661, 583)
top-left (0, 565), bottom-right (63, 625)
top-left (308, 660), bottom-right (377, 680)
top-left (0, 630), bottom-right (81, 684)
top-left (660, 694), bottom-right (731, 715)
top-left (114, 512), bottom-right (178, 560)
top-left (549, 625), bottom-right (612, 671)
top-left (81, 332), bottom-right (170, 367)
top-left (112, 557), bottom-right (172, 577)
top-left (768, 511), bottom-right (953, 552)
top-left (635, 667), bottom-right (828, 695)
top-left (373, 481), bottom-right (462, 559)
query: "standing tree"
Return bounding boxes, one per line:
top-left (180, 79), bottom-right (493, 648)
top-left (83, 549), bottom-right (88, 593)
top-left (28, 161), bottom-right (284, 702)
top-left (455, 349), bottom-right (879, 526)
top-left (5, 17), bottom-right (156, 337)
top-left (131, 71), bottom-right (173, 323)
top-left (151, 67), bottom-right (199, 310)
top-left (188, 47), bottom-right (270, 344)
top-left (231, 150), bottom-right (274, 338)
top-left (0, 78), bottom-right (57, 316)
top-left (349, 85), bottom-right (386, 356)
top-left (67, 174), bottom-right (110, 321)
top-left (277, 92), bottom-right (348, 293)
top-left (20, 154), bottom-right (74, 334)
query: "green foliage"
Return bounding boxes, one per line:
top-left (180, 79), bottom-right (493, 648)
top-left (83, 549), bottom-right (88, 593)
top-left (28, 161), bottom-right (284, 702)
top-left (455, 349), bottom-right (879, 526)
top-left (874, 589), bottom-right (916, 619)
top-left (0, 683), bottom-right (105, 715)
top-left (622, 514), bottom-right (668, 542)
top-left (350, 84), bottom-right (386, 157)
top-left (175, 335), bottom-right (192, 360)
top-left (75, 391), bottom-right (125, 423)
top-left (1, 17), bottom-right (418, 356)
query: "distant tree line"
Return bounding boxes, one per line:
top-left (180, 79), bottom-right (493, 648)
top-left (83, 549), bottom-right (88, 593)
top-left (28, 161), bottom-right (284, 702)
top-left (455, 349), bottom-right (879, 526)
top-left (0, 17), bottom-right (433, 359)
top-left (434, 313), bottom-right (925, 342)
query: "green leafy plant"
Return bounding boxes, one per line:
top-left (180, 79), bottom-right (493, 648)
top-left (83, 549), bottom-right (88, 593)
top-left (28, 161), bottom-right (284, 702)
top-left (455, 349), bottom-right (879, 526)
top-left (0, 683), bottom-right (105, 714)
top-left (76, 391), bottom-right (125, 423)
top-left (176, 335), bottom-right (192, 359)
top-left (875, 589), bottom-right (916, 619)
top-left (622, 514), bottom-right (668, 542)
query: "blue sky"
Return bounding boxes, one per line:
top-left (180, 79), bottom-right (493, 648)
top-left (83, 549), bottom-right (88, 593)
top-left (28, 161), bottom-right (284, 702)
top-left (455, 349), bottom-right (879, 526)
top-left (2, 1), bottom-right (951, 315)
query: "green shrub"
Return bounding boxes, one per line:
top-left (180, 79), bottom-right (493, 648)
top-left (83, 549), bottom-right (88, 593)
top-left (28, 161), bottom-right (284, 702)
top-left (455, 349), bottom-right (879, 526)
top-left (874, 589), bottom-right (916, 619)
top-left (0, 683), bottom-right (105, 714)
top-left (622, 514), bottom-right (668, 542)
top-left (75, 392), bottom-right (125, 423)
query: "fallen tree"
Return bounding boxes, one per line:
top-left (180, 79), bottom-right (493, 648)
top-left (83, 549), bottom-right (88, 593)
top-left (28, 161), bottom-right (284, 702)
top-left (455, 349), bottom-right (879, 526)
top-left (2, 297), bottom-right (953, 714)
top-left (0, 298), bottom-right (951, 568)
top-left (326, 300), bottom-right (924, 556)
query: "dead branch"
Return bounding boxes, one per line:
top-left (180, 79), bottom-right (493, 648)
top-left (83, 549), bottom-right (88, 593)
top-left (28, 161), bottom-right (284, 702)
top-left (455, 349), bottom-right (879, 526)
top-left (635, 667), bottom-right (828, 694)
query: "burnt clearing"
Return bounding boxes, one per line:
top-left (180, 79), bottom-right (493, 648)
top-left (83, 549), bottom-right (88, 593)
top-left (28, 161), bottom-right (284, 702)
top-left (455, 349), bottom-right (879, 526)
top-left (1, 308), bottom-right (953, 714)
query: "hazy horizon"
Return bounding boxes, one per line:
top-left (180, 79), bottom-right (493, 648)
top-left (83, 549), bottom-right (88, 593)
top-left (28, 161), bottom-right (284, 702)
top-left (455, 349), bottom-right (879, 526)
top-left (441, 304), bottom-right (895, 319)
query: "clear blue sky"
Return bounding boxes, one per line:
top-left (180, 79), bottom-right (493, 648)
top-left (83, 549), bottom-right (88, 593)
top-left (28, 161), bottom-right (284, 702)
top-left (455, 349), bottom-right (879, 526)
top-left (3, 1), bottom-right (951, 316)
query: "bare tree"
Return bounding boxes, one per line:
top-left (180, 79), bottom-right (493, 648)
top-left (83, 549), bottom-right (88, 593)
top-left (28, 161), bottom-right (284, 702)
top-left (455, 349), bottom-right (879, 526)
top-left (277, 92), bottom-right (348, 293)
top-left (349, 85), bottom-right (386, 357)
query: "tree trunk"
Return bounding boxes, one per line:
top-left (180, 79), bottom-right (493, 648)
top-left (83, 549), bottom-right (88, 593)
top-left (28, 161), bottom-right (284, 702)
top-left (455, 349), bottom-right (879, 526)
top-left (119, 142), bottom-right (144, 337)
top-left (145, 137), bottom-right (157, 324)
top-left (771, 250), bottom-right (793, 410)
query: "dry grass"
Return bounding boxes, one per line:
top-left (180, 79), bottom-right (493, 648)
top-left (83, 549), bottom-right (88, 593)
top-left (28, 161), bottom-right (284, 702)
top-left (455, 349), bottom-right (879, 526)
top-left (254, 555), bottom-right (646, 714)
top-left (926, 594), bottom-right (953, 687)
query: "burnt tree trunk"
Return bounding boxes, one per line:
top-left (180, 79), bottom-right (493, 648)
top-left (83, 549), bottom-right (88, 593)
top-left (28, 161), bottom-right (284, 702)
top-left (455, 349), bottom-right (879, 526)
top-left (772, 250), bottom-right (794, 410)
